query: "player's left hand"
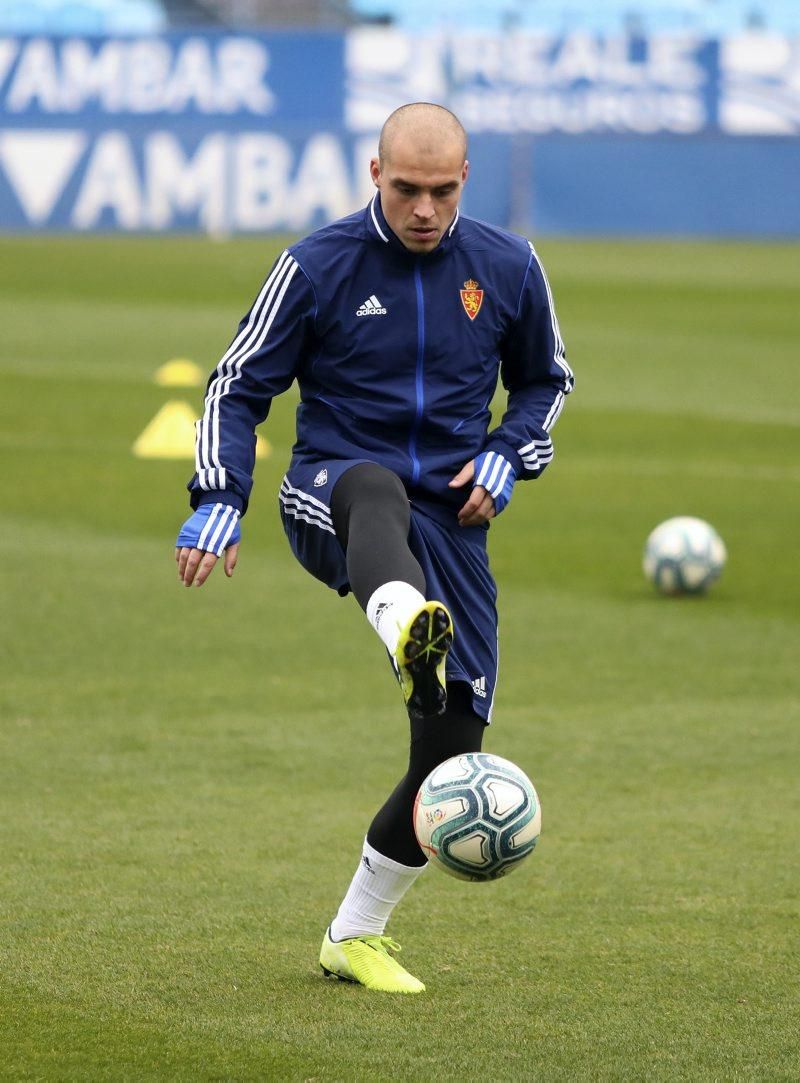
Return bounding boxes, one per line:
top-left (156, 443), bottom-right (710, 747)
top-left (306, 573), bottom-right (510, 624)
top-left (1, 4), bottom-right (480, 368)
top-left (449, 451), bottom-right (517, 526)
top-left (175, 502), bottom-right (241, 587)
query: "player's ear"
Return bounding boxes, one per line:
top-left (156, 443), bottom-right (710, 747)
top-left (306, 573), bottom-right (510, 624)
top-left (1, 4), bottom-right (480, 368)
top-left (461, 159), bottom-right (470, 186)
top-left (370, 157), bottom-right (381, 188)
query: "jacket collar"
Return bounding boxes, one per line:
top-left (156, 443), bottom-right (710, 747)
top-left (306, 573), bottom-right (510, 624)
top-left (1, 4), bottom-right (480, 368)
top-left (366, 191), bottom-right (460, 259)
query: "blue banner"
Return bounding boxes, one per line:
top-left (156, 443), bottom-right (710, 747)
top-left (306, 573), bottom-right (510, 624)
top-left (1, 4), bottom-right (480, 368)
top-left (347, 30), bottom-right (719, 134)
top-left (0, 32), bottom-right (343, 125)
top-left (0, 31), bottom-right (360, 232)
top-left (1, 29), bottom-right (798, 235)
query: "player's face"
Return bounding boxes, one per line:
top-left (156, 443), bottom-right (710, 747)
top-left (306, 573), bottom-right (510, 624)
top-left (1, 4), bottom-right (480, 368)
top-left (370, 136), bottom-right (468, 254)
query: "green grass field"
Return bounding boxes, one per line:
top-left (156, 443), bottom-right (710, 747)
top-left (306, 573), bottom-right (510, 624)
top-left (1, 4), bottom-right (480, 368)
top-left (1, 236), bottom-right (798, 1080)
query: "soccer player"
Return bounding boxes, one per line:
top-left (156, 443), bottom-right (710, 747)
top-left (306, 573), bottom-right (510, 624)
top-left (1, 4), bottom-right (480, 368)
top-left (175, 103), bottom-right (573, 994)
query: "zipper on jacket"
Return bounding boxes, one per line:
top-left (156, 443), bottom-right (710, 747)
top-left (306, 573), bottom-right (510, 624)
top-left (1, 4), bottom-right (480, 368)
top-left (408, 261), bottom-right (425, 485)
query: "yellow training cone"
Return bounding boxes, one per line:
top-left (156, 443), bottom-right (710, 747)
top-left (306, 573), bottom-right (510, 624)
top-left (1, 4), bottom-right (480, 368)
top-left (154, 359), bottom-right (204, 388)
top-left (133, 401), bottom-right (197, 459)
top-left (133, 401), bottom-right (271, 461)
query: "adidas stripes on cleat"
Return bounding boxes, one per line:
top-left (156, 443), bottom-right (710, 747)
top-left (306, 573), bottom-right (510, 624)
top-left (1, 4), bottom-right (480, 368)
top-left (319, 929), bottom-right (425, 994)
top-left (394, 601), bottom-right (453, 720)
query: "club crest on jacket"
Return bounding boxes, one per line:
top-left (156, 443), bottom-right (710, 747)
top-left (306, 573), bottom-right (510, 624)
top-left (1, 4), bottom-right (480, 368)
top-left (460, 279), bottom-right (484, 321)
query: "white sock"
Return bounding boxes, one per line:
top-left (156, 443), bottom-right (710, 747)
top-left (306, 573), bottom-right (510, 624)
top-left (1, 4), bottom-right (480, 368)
top-left (366, 581), bottom-right (427, 655)
top-left (329, 838), bottom-right (427, 941)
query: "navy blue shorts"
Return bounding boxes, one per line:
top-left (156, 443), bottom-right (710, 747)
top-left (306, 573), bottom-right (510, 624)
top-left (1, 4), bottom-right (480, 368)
top-left (279, 459), bottom-right (499, 722)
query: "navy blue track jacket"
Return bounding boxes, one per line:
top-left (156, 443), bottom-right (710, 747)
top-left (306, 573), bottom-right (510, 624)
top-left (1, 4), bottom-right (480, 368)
top-left (189, 192), bottom-right (574, 524)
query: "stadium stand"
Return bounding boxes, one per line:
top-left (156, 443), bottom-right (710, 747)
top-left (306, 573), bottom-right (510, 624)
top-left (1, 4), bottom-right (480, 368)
top-left (162, 0), bottom-right (355, 26)
top-left (0, 0), bottom-right (168, 33)
top-left (350, 0), bottom-right (800, 33)
top-left (2, 0), bottom-right (798, 34)
top-left (0, 0), bottom-right (353, 31)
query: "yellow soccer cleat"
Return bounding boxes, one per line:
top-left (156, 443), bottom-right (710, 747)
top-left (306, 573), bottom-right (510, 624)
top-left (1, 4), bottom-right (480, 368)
top-left (394, 601), bottom-right (453, 719)
top-left (319, 929), bottom-right (426, 994)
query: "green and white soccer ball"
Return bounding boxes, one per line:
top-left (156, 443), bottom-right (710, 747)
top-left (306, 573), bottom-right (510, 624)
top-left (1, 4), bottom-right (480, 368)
top-left (643, 516), bottom-right (727, 595)
top-left (413, 753), bottom-right (541, 882)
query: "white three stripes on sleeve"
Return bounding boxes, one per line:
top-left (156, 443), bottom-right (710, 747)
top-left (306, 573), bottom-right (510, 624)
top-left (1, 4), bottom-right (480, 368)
top-left (517, 436), bottom-right (554, 473)
top-left (196, 250), bottom-right (300, 492)
top-left (513, 246), bottom-right (573, 474)
top-left (543, 390), bottom-right (566, 432)
top-left (527, 241), bottom-right (574, 398)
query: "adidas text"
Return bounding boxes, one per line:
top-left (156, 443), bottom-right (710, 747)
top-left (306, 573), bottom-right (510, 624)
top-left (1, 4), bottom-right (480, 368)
top-left (356, 294), bottom-right (387, 317)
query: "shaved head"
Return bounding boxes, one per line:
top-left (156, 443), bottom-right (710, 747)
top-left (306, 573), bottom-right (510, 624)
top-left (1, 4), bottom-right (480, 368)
top-left (371, 103), bottom-right (469, 253)
top-left (378, 102), bottom-right (467, 168)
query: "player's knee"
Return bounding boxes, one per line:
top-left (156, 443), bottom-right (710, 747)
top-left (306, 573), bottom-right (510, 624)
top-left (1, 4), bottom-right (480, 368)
top-left (346, 462), bottom-right (406, 508)
top-left (332, 462), bottom-right (408, 536)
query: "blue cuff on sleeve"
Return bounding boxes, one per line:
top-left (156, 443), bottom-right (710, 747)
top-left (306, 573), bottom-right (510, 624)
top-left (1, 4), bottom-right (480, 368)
top-left (474, 451), bottom-right (517, 516)
top-left (176, 502), bottom-right (241, 556)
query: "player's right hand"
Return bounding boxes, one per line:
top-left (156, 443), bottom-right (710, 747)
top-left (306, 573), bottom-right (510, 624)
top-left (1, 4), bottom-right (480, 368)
top-left (175, 503), bottom-right (241, 587)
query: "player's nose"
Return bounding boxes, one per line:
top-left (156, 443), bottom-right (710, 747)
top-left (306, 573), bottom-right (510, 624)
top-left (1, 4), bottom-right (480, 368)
top-left (413, 194), bottom-right (435, 219)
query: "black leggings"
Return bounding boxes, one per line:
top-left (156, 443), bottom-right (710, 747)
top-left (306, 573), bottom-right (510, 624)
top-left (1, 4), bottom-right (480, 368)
top-left (331, 463), bottom-right (486, 866)
top-left (330, 460), bottom-right (426, 608)
top-left (368, 683), bottom-right (485, 866)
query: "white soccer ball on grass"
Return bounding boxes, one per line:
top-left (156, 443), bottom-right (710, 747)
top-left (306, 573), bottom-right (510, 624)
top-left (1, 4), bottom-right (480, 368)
top-left (643, 516), bottom-right (727, 595)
